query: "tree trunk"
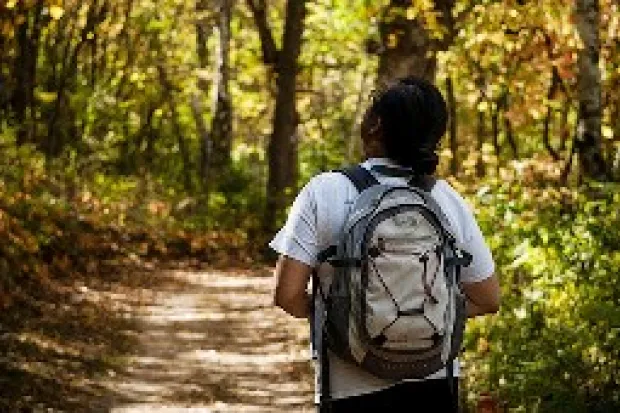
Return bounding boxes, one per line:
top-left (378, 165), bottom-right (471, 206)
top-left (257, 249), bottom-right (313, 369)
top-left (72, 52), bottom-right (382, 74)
top-left (210, 0), bottom-right (233, 176)
top-left (144, 106), bottom-right (157, 168)
top-left (191, 95), bottom-right (212, 193)
top-left (559, 98), bottom-right (570, 152)
top-left (377, 6), bottom-right (435, 84)
top-left (245, 0), bottom-right (279, 69)
top-left (45, 20), bottom-right (76, 157)
top-left (348, 67), bottom-right (370, 163)
top-left (613, 96), bottom-right (620, 179)
top-left (476, 97), bottom-right (486, 178)
top-left (505, 115), bottom-right (518, 159)
top-left (46, 2), bottom-right (106, 158)
top-left (500, 92), bottom-right (518, 159)
top-left (491, 101), bottom-right (500, 172)
top-left (195, 0), bottom-right (211, 88)
top-left (158, 66), bottom-right (193, 192)
top-left (543, 68), bottom-right (561, 160)
top-left (247, 0), bottom-right (307, 231)
top-left (170, 105), bottom-right (193, 192)
top-left (13, 1), bottom-right (43, 146)
top-left (195, 0), bottom-right (213, 189)
top-left (574, 0), bottom-right (607, 179)
top-left (376, 0), bottom-right (455, 85)
top-left (543, 105), bottom-right (559, 160)
top-left (446, 77), bottom-right (458, 176)
top-left (264, 0), bottom-right (306, 230)
top-left (609, 68), bottom-right (619, 178)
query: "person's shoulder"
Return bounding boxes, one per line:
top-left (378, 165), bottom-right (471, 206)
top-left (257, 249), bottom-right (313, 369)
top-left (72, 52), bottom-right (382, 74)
top-left (434, 179), bottom-right (463, 196)
top-left (305, 169), bottom-right (357, 191)
top-left (433, 179), bottom-right (474, 212)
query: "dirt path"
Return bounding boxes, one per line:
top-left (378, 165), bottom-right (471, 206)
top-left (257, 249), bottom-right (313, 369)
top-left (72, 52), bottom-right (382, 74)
top-left (105, 266), bottom-right (315, 413)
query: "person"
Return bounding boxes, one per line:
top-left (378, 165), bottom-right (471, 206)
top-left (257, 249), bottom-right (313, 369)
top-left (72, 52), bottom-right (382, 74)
top-left (269, 76), bottom-right (500, 412)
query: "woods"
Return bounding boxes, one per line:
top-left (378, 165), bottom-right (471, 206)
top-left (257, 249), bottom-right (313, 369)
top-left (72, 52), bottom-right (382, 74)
top-left (1, 0), bottom-right (619, 411)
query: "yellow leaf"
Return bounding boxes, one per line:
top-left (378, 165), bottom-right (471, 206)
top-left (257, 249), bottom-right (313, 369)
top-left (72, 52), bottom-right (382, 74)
top-left (6, 1), bottom-right (16, 9)
top-left (49, 6), bottom-right (64, 20)
top-left (478, 337), bottom-right (490, 353)
top-left (35, 90), bottom-right (58, 104)
top-left (387, 33), bottom-right (398, 49)
top-left (196, 69), bottom-right (211, 80)
top-left (425, 10), bottom-right (438, 29)
top-left (490, 32), bottom-right (504, 45)
top-left (477, 100), bottom-right (489, 112)
top-left (1, 21), bottom-right (13, 37)
top-left (406, 7), bottom-right (418, 20)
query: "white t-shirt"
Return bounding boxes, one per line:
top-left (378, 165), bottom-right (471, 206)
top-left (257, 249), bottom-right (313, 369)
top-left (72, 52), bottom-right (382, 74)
top-left (269, 158), bottom-right (495, 400)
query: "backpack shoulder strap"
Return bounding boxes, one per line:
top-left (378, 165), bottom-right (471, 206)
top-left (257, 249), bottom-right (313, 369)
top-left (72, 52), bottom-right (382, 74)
top-left (370, 164), bottom-right (436, 192)
top-left (336, 165), bottom-right (380, 193)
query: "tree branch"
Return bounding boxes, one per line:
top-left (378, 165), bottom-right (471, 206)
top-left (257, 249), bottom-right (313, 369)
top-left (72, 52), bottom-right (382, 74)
top-left (245, 0), bottom-right (279, 67)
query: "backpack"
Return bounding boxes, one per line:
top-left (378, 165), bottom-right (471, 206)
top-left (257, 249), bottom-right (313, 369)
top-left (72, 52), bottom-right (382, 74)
top-left (314, 164), bottom-right (472, 398)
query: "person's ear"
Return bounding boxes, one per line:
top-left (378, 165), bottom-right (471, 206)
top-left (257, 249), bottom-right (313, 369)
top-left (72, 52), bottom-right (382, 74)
top-left (362, 116), bottom-right (381, 142)
top-left (368, 118), bottom-right (381, 137)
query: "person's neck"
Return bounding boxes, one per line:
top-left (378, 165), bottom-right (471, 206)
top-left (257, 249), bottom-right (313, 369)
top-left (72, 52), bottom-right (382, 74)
top-left (362, 149), bottom-right (386, 160)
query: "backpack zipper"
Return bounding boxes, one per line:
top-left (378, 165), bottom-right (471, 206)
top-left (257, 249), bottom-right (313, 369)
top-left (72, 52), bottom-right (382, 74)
top-left (375, 236), bottom-right (438, 254)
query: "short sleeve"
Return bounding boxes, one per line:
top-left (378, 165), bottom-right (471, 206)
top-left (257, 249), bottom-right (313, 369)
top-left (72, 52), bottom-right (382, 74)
top-left (268, 180), bottom-right (320, 267)
top-left (457, 201), bottom-right (495, 284)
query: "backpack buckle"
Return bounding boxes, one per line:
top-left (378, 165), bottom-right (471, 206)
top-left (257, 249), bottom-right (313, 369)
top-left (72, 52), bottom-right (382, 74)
top-left (446, 250), bottom-right (472, 267)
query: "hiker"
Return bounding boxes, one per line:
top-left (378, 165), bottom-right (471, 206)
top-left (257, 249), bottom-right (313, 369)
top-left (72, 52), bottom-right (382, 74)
top-left (269, 76), bottom-right (500, 412)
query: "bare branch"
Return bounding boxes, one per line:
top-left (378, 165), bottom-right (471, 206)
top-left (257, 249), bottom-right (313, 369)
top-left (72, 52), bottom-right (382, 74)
top-left (245, 0), bottom-right (279, 66)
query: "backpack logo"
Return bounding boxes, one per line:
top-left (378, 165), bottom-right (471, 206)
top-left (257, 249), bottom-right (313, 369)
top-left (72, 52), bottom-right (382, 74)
top-left (393, 212), bottom-right (419, 227)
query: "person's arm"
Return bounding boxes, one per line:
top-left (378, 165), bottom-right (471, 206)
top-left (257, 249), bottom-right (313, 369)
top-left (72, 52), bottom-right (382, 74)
top-left (273, 254), bottom-right (314, 318)
top-left (439, 183), bottom-right (500, 317)
top-left (461, 274), bottom-right (501, 317)
top-left (268, 177), bottom-right (320, 319)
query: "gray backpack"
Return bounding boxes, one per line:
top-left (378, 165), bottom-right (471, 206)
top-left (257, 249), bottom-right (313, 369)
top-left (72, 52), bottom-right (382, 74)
top-left (314, 165), bottom-right (472, 402)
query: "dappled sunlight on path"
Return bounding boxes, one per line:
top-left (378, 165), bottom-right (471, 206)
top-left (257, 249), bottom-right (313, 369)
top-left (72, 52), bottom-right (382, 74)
top-left (104, 268), bottom-right (314, 412)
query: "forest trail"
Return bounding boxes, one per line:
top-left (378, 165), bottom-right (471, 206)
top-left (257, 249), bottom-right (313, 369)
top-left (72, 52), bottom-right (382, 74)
top-left (105, 266), bottom-right (314, 413)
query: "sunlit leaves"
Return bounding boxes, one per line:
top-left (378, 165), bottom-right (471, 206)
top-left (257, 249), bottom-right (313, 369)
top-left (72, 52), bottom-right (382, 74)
top-left (48, 5), bottom-right (63, 20)
top-left (463, 174), bottom-right (620, 411)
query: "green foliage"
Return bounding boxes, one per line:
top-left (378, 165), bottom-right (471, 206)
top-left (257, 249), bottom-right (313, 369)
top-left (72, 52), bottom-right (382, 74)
top-left (461, 168), bottom-right (620, 412)
top-left (0, 138), bottom-right (259, 311)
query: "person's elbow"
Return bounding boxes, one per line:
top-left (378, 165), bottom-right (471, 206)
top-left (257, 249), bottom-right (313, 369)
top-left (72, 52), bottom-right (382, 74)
top-left (484, 291), bottom-right (501, 314)
top-left (273, 288), bottom-right (308, 318)
top-left (462, 274), bottom-right (501, 316)
top-left (273, 288), bottom-right (295, 313)
top-left (476, 284), bottom-right (500, 315)
top-left (272, 255), bottom-right (312, 319)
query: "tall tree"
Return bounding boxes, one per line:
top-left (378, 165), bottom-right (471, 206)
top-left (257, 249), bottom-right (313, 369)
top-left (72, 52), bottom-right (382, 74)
top-left (374, 0), bottom-right (455, 85)
top-left (247, 0), bottom-right (307, 231)
top-left (574, 0), bottom-right (607, 179)
top-left (446, 76), bottom-right (458, 175)
top-left (210, 0), bottom-right (233, 176)
top-left (12, 0), bottom-right (44, 146)
top-left (194, 0), bottom-right (213, 189)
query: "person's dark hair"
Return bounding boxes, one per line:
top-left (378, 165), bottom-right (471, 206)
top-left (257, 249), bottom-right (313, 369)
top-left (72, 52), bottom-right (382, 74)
top-left (361, 76), bottom-right (448, 175)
